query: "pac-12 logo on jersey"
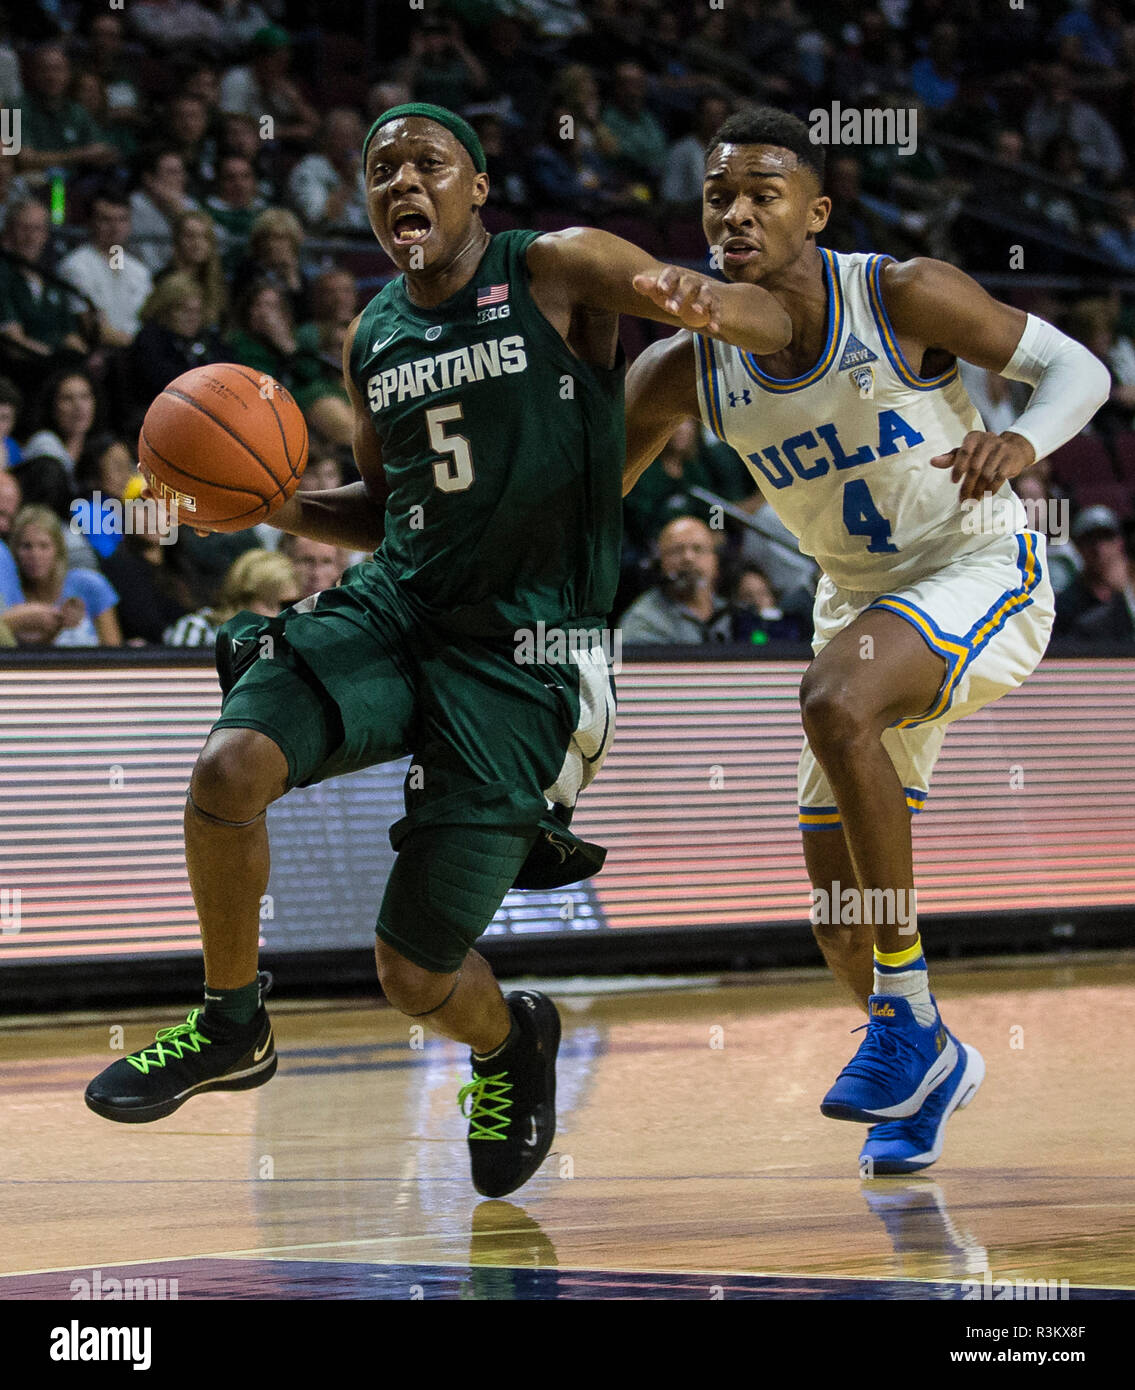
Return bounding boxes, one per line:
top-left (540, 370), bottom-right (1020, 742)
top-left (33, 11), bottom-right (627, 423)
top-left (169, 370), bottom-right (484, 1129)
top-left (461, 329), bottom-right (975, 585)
top-left (850, 365), bottom-right (874, 399)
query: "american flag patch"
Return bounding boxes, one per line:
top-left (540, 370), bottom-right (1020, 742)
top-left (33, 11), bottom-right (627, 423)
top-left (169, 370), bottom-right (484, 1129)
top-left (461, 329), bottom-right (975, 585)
top-left (476, 283), bottom-right (509, 307)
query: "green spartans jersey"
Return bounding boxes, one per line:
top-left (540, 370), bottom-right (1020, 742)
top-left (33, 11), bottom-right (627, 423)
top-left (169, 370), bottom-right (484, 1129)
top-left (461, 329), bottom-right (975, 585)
top-left (349, 229), bottom-right (625, 637)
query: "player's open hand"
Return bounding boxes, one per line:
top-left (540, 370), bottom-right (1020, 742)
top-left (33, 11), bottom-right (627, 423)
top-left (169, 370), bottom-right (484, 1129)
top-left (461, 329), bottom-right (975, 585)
top-left (931, 430), bottom-right (1035, 503)
top-left (633, 268), bottom-right (721, 334)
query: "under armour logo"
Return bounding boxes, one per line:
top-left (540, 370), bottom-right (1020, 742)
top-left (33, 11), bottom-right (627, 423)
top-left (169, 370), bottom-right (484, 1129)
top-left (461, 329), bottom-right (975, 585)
top-left (727, 389), bottom-right (752, 408)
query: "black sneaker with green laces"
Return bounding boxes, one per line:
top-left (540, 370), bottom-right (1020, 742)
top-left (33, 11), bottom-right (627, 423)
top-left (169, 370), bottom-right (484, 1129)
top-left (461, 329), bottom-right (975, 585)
top-left (458, 991), bottom-right (561, 1198)
top-left (84, 998), bottom-right (276, 1124)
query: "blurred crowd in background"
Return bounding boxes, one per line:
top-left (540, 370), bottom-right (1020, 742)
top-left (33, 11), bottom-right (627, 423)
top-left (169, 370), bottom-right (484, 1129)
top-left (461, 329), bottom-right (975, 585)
top-left (2, 0), bottom-right (1135, 651)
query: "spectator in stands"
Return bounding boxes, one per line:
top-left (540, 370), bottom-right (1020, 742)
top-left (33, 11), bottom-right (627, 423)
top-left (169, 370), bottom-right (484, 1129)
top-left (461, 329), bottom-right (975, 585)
top-left (214, 3), bottom-right (276, 56)
top-left (624, 419), bottom-right (728, 560)
top-left (217, 112), bottom-right (279, 204)
top-left (365, 81), bottom-right (411, 125)
top-left (127, 1), bottom-right (224, 54)
top-left (529, 103), bottom-right (629, 216)
top-left (73, 70), bottom-right (136, 167)
top-left (57, 191), bottom-right (153, 348)
top-left (552, 64), bottom-right (618, 167)
top-left (224, 279), bottom-right (348, 444)
top-left (0, 377), bottom-right (23, 469)
top-left (160, 92), bottom-right (216, 197)
top-left (8, 503), bottom-right (121, 646)
top-left (20, 367), bottom-right (100, 481)
top-left (1025, 135), bottom-right (1089, 239)
top-left (1063, 297), bottom-right (1135, 430)
top-left (475, 15), bottom-right (551, 128)
top-left (77, 10), bottom-right (143, 133)
top-left (304, 267), bottom-right (358, 341)
top-left (206, 153), bottom-right (268, 270)
top-left (129, 148), bottom-right (200, 275)
top-left (730, 564), bottom-right (805, 646)
top-left (218, 24), bottom-right (319, 147)
top-left (0, 151), bottom-right (33, 233)
top-left (69, 432), bottom-right (139, 564)
top-left (125, 272), bottom-right (225, 426)
top-left (1055, 505), bottom-right (1130, 636)
top-left (681, 9), bottom-right (770, 98)
top-left (154, 210), bottom-right (228, 329)
top-left (959, 358), bottom-right (1031, 436)
top-left (0, 198), bottom-right (88, 360)
top-left (297, 451), bottom-right (345, 493)
top-left (601, 61), bottom-right (668, 194)
top-left (164, 547), bottom-right (299, 646)
top-left (0, 466), bottom-right (19, 538)
top-left (620, 516), bottom-right (733, 644)
top-left (1094, 187), bottom-right (1135, 270)
top-left (13, 41), bottom-right (119, 179)
top-left (236, 208), bottom-right (309, 321)
top-left (179, 61), bottom-right (223, 114)
top-left (99, 475), bottom-right (194, 644)
top-left (821, 155), bottom-right (920, 259)
top-left (288, 108), bottom-right (369, 233)
top-left (1024, 64), bottom-right (1124, 185)
top-left (277, 532), bottom-right (348, 597)
top-left (909, 20), bottom-right (963, 111)
top-left (1074, 566), bottom-right (1135, 646)
top-left (661, 91), bottom-right (731, 209)
top-left (0, 15), bottom-right (22, 111)
top-left (467, 111), bottom-right (530, 216)
top-left (396, 14), bottom-right (487, 111)
top-left (1053, 1), bottom-right (1127, 78)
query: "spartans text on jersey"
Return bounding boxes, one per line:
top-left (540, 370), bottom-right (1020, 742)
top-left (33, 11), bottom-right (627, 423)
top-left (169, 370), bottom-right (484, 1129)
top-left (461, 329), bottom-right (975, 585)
top-left (366, 334), bottom-right (528, 413)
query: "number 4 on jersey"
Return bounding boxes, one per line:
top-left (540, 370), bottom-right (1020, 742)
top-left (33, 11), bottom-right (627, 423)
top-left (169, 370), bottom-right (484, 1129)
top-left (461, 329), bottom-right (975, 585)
top-left (842, 478), bottom-right (898, 554)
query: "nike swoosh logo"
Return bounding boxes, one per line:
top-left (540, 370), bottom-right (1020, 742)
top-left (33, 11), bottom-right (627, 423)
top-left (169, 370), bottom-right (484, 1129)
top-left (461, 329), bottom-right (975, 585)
top-left (523, 1116), bottom-right (538, 1148)
top-left (253, 1028), bottom-right (273, 1063)
top-left (371, 331), bottom-right (397, 353)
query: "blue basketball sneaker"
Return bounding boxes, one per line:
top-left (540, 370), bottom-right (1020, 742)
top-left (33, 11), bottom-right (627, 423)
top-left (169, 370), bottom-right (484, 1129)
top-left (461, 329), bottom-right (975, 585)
top-left (821, 993), bottom-right (958, 1122)
top-left (859, 1042), bottom-right (985, 1175)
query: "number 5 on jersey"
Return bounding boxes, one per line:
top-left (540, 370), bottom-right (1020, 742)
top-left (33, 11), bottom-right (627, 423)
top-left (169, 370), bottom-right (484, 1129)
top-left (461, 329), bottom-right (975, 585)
top-left (842, 477), bottom-right (898, 554)
top-left (427, 403), bottom-right (475, 493)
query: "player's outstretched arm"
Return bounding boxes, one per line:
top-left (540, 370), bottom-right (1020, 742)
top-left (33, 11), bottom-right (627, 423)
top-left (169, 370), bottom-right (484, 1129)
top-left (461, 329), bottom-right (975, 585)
top-left (623, 331), bottom-right (701, 497)
top-left (879, 257), bottom-right (1111, 502)
top-left (269, 315), bottom-right (389, 551)
top-left (528, 227), bottom-right (793, 356)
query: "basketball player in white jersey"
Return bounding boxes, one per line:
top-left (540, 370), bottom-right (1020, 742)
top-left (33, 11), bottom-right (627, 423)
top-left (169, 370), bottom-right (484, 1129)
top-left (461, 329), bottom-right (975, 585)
top-left (626, 107), bottom-right (1110, 1174)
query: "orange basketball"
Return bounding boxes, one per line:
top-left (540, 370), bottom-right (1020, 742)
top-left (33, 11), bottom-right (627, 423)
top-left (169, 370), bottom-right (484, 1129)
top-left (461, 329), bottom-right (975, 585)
top-left (138, 364), bottom-right (308, 532)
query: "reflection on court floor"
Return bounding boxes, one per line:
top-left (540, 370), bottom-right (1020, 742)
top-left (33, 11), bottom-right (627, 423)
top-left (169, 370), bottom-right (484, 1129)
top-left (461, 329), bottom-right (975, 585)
top-left (2, 960), bottom-right (1134, 1301)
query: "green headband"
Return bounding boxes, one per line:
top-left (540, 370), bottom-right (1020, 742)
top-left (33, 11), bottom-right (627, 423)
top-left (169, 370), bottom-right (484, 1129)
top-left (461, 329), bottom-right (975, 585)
top-left (362, 102), bottom-right (486, 173)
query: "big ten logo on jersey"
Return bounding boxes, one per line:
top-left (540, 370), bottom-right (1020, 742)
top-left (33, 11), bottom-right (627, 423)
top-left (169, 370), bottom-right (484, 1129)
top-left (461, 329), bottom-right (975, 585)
top-left (745, 409), bottom-right (924, 490)
top-left (477, 302), bottom-right (510, 326)
top-left (366, 334), bottom-right (528, 413)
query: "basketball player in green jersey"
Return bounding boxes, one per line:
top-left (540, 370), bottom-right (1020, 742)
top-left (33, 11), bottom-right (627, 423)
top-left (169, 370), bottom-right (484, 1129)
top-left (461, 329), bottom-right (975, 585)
top-left (86, 103), bottom-right (791, 1198)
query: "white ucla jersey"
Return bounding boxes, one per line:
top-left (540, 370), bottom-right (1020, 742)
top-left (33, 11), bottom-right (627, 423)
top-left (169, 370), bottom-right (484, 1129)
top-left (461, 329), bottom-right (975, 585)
top-left (694, 249), bottom-right (1027, 590)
